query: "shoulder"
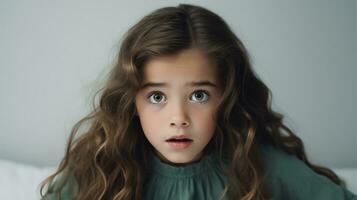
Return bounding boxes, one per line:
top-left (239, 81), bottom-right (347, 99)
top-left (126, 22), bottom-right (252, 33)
top-left (259, 143), bottom-right (357, 200)
top-left (259, 142), bottom-right (308, 178)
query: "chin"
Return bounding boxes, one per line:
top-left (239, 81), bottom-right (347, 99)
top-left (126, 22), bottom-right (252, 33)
top-left (154, 149), bottom-right (201, 165)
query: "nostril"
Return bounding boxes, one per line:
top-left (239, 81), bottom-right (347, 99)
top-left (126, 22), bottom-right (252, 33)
top-left (170, 122), bottom-right (189, 126)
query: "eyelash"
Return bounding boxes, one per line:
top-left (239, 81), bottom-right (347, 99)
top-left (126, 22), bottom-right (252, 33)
top-left (146, 90), bottom-right (210, 104)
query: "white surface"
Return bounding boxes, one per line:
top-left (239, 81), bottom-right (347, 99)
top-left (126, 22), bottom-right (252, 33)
top-left (0, 159), bottom-right (356, 200)
top-left (0, 159), bottom-right (55, 200)
top-left (334, 168), bottom-right (357, 195)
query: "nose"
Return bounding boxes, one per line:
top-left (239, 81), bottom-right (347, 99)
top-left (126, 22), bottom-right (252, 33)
top-left (169, 102), bottom-right (190, 128)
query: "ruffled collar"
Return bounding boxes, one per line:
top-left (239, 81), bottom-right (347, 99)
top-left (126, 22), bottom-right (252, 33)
top-left (149, 150), bottom-right (228, 178)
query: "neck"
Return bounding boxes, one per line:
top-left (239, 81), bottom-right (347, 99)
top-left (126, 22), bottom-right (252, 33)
top-left (153, 150), bottom-right (204, 167)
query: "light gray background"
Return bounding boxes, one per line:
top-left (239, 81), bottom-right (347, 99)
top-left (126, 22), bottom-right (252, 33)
top-left (0, 0), bottom-right (356, 168)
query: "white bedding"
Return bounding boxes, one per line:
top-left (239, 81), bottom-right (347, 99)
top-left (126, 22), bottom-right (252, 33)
top-left (0, 159), bottom-right (356, 200)
top-left (0, 159), bottom-right (55, 200)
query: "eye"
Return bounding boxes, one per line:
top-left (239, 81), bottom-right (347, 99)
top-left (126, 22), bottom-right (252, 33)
top-left (190, 90), bottom-right (209, 103)
top-left (147, 91), bottom-right (166, 104)
top-left (146, 90), bottom-right (210, 104)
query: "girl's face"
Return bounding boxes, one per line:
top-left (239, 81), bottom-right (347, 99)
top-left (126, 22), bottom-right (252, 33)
top-left (134, 48), bottom-right (222, 165)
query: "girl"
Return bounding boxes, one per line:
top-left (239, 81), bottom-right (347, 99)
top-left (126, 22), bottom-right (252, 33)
top-left (39, 3), bottom-right (357, 200)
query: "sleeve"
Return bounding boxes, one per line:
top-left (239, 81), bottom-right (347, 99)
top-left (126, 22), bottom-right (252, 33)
top-left (262, 144), bottom-right (357, 200)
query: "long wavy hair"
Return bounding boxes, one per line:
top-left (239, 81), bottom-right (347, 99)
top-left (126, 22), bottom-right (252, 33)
top-left (39, 3), bottom-right (345, 200)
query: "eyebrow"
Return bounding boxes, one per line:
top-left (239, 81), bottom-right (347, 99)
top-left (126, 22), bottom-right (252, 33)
top-left (141, 80), bottom-right (218, 89)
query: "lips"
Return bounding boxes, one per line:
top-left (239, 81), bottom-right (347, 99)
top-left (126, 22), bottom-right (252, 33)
top-left (166, 135), bottom-right (193, 142)
top-left (166, 135), bottom-right (193, 150)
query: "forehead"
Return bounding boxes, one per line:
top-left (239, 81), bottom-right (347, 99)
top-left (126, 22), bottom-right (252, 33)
top-left (141, 48), bottom-right (218, 83)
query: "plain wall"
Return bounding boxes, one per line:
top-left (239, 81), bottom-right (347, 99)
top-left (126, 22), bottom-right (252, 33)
top-left (0, 0), bottom-right (356, 168)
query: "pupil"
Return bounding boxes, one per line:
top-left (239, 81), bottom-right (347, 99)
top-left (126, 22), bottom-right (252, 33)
top-left (154, 95), bottom-right (161, 101)
top-left (195, 93), bottom-right (202, 99)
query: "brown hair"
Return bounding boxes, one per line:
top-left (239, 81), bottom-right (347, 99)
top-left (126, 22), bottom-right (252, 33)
top-left (39, 4), bottom-right (345, 200)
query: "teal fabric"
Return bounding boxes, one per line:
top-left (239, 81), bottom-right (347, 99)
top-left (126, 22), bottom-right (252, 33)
top-left (143, 143), bottom-right (357, 199)
top-left (45, 168), bottom-right (77, 200)
top-left (143, 150), bottom-right (228, 200)
top-left (260, 143), bottom-right (357, 200)
top-left (46, 143), bottom-right (357, 200)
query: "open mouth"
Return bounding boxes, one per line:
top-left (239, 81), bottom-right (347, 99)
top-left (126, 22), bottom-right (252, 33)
top-left (166, 138), bottom-right (193, 142)
top-left (166, 138), bottom-right (193, 149)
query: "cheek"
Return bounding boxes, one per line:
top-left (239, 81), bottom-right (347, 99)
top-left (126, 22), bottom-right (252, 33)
top-left (135, 97), bottom-right (157, 138)
top-left (193, 107), bottom-right (217, 135)
top-left (137, 109), bottom-right (161, 140)
top-left (199, 118), bottom-right (216, 136)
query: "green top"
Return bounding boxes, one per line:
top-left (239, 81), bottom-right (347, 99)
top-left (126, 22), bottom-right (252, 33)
top-left (46, 143), bottom-right (357, 200)
top-left (259, 143), bottom-right (356, 200)
top-left (143, 149), bottom-right (228, 199)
